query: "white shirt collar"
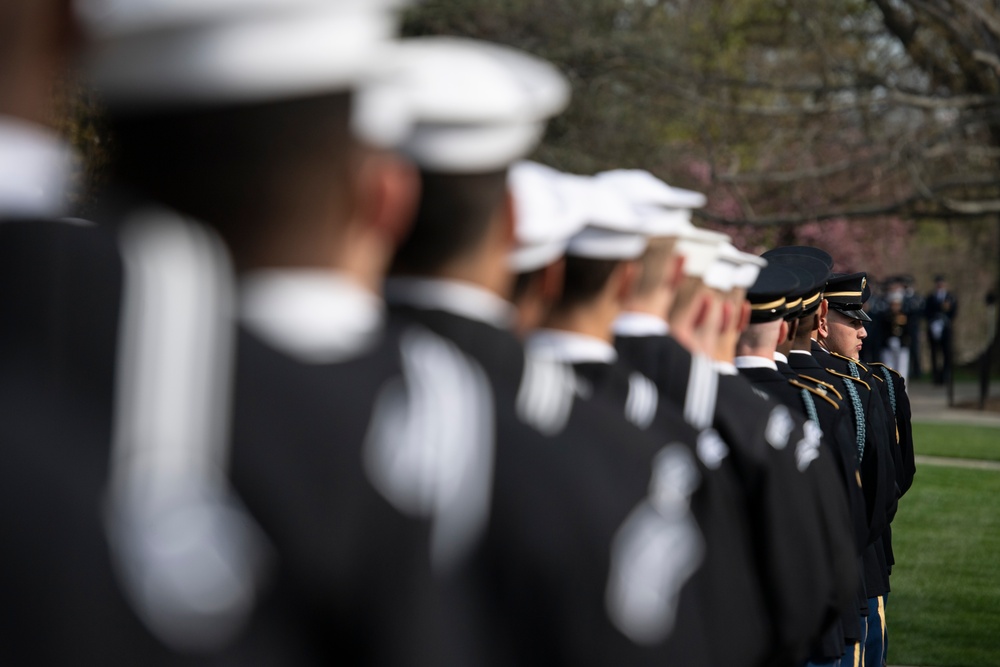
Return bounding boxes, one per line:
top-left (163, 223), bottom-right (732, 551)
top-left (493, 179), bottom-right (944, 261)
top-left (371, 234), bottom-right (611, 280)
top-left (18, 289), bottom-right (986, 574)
top-left (714, 360), bottom-right (739, 375)
top-left (240, 270), bottom-right (384, 364)
top-left (0, 117), bottom-right (72, 218)
top-left (774, 351), bottom-right (788, 364)
top-left (613, 311), bottom-right (669, 337)
top-left (384, 277), bottom-right (515, 329)
top-left (734, 355), bottom-right (778, 371)
top-left (526, 329), bottom-right (618, 365)
top-left (790, 349), bottom-right (813, 356)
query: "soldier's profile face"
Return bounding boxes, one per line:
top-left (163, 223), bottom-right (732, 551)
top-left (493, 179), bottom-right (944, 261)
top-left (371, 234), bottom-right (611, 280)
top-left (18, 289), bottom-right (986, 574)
top-left (825, 309), bottom-right (867, 359)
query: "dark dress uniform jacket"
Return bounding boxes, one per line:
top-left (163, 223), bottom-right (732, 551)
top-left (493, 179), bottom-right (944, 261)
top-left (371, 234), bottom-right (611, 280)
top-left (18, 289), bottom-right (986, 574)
top-left (388, 282), bottom-right (712, 667)
top-left (615, 331), bottom-right (855, 666)
top-left (0, 217), bottom-right (176, 665)
top-left (534, 331), bottom-right (771, 667)
top-left (737, 362), bottom-right (868, 655)
top-left (805, 344), bottom-right (897, 601)
top-left (0, 196), bottom-right (465, 665)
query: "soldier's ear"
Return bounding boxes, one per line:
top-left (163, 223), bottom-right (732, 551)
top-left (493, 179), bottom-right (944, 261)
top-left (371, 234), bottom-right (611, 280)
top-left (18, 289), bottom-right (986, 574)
top-left (736, 300), bottom-right (751, 335)
top-left (500, 188), bottom-right (516, 250)
top-left (691, 291), bottom-right (712, 331)
top-left (540, 258), bottom-right (566, 303)
top-left (615, 261), bottom-right (638, 304)
top-left (353, 149), bottom-right (420, 246)
top-left (817, 302), bottom-right (829, 340)
top-left (665, 253), bottom-right (685, 291)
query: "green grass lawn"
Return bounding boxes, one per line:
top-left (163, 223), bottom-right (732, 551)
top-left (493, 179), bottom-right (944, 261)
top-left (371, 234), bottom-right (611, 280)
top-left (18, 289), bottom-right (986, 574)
top-left (888, 464), bottom-right (1000, 666)
top-left (911, 422), bottom-right (1000, 462)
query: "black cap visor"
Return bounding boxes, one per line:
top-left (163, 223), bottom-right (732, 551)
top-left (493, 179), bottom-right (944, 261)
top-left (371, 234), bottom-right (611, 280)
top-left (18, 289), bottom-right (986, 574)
top-left (831, 306), bottom-right (872, 322)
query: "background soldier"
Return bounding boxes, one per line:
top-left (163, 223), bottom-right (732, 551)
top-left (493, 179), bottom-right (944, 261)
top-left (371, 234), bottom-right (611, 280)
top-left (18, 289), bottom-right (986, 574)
top-left (925, 274), bottom-right (958, 385)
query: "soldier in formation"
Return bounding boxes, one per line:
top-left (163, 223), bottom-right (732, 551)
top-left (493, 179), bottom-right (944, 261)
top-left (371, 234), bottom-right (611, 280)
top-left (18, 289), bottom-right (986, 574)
top-left (1, 2), bottom-right (913, 667)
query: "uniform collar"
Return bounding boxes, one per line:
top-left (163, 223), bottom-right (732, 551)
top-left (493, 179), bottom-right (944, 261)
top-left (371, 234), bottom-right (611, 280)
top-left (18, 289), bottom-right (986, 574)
top-left (774, 351), bottom-right (789, 364)
top-left (526, 329), bottom-right (618, 365)
top-left (734, 355), bottom-right (778, 371)
top-left (790, 349), bottom-right (813, 356)
top-left (714, 360), bottom-right (739, 375)
top-left (0, 117), bottom-right (72, 218)
top-left (384, 276), bottom-right (515, 329)
top-left (240, 269), bottom-right (384, 364)
top-left (613, 311), bottom-right (670, 337)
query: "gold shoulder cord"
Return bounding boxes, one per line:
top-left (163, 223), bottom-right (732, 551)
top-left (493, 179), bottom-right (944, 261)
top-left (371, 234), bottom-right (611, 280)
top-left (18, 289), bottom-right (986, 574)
top-left (797, 375), bottom-right (844, 401)
top-left (789, 379), bottom-right (840, 410)
top-left (831, 351), bottom-right (869, 373)
top-left (825, 368), bottom-right (871, 392)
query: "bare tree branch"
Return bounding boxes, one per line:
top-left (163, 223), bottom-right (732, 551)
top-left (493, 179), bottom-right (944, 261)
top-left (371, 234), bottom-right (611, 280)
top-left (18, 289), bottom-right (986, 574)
top-left (943, 197), bottom-right (1000, 214)
top-left (955, 0), bottom-right (1000, 43)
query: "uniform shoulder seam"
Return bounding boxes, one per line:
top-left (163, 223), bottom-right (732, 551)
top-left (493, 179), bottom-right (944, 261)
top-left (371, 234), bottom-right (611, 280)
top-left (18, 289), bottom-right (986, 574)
top-left (789, 378), bottom-right (840, 410)
top-left (797, 374), bottom-right (844, 400)
top-left (825, 368), bottom-right (871, 391)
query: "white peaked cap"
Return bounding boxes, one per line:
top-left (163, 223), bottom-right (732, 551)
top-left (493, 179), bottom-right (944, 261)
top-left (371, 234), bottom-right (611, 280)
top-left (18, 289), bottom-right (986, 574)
top-left (508, 161), bottom-right (589, 273)
top-left (564, 175), bottom-right (648, 260)
top-left (594, 169), bottom-right (707, 209)
top-left (384, 36), bottom-right (571, 172)
top-left (722, 244), bottom-right (768, 290)
top-left (594, 169), bottom-right (707, 238)
top-left (703, 243), bottom-right (761, 291)
top-left (675, 227), bottom-right (731, 278)
top-left (703, 257), bottom-right (738, 291)
top-left (77, 0), bottom-right (410, 110)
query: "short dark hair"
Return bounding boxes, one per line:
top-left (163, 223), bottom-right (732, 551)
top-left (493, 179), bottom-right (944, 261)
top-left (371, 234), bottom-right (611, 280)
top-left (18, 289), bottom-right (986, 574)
top-left (391, 169), bottom-right (508, 274)
top-left (512, 265), bottom-right (545, 302)
top-left (105, 92), bottom-right (356, 264)
top-left (552, 255), bottom-right (622, 313)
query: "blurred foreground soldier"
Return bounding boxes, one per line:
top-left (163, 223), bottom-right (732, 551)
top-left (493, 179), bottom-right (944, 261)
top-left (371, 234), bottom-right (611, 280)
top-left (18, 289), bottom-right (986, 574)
top-left (598, 169), bottom-right (716, 406)
top-left (925, 274), bottom-right (958, 385)
top-left (0, 0), bottom-right (74, 218)
top-left (382, 38), bottom-right (699, 666)
top-left (509, 163), bottom-right (744, 666)
top-left (7, 1), bottom-right (484, 664)
top-left (525, 174), bottom-right (772, 667)
top-left (507, 160), bottom-right (589, 335)
top-left (600, 198), bottom-right (850, 667)
top-left (676, 240), bottom-right (858, 667)
top-left (0, 1), bottom-right (169, 662)
top-left (735, 265), bottom-right (866, 667)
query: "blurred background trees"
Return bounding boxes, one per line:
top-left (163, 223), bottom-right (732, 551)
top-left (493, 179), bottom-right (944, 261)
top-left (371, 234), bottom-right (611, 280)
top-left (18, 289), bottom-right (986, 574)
top-left (60, 0), bottom-right (1000, 373)
top-left (405, 0), bottom-right (1000, 372)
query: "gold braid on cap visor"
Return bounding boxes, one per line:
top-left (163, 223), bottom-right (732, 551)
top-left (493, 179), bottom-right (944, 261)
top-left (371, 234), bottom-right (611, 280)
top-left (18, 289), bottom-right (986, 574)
top-left (750, 297), bottom-right (786, 311)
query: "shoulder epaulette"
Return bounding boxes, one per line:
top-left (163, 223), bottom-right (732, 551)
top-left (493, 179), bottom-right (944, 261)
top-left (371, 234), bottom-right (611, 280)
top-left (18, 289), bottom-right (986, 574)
top-left (872, 373), bottom-right (885, 383)
top-left (830, 351), bottom-right (869, 372)
top-left (825, 368), bottom-right (871, 391)
top-left (789, 378), bottom-right (840, 410)
top-left (869, 361), bottom-right (903, 379)
top-left (797, 375), bottom-right (844, 401)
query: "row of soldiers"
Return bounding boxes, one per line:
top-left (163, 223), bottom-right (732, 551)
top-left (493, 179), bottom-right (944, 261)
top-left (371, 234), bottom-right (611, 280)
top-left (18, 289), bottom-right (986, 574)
top-left (0, 0), bottom-right (915, 666)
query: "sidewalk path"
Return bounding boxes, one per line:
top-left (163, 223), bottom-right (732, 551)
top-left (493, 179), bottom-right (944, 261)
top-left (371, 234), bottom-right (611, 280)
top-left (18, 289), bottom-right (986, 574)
top-left (906, 379), bottom-right (1000, 428)
top-left (914, 454), bottom-right (1000, 471)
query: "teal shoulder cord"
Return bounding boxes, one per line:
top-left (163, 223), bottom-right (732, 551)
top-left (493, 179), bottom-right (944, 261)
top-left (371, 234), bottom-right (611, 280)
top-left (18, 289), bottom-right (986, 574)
top-left (879, 366), bottom-right (897, 415)
top-left (799, 388), bottom-right (822, 436)
top-left (841, 367), bottom-right (865, 460)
